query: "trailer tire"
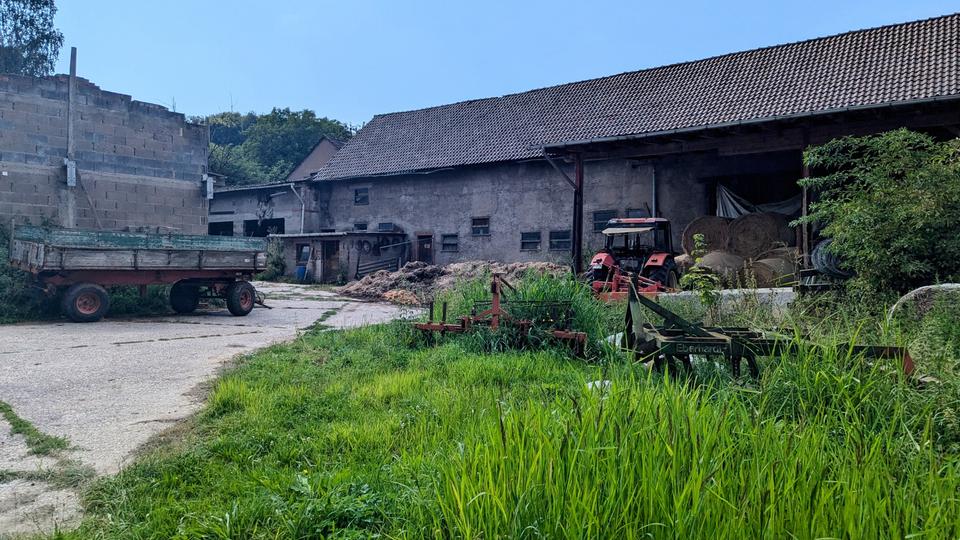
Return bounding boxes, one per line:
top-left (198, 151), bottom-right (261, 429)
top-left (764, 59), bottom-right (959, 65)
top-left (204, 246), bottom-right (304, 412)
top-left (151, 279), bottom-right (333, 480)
top-left (226, 281), bottom-right (255, 316)
top-left (170, 281), bottom-right (200, 314)
top-left (62, 283), bottom-right (110, 323)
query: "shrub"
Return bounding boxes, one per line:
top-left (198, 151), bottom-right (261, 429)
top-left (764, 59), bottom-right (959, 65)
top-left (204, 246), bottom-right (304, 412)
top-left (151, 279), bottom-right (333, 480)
top-left (258, 237), bottom-right (287, 281)
top-left (0, 224), bottom-right (52, 322)
top-left (798, 129), bottom-right (960, 294)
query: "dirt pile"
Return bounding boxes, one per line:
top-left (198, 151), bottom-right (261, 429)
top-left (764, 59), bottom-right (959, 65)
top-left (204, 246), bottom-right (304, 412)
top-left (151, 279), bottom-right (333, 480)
top-left (338, 260), bottom-right (569, 303)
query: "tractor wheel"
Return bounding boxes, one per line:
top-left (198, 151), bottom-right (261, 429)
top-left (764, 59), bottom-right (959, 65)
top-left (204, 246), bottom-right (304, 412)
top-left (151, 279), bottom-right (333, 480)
top-left (226, 281), bottom-right (256, 316)
top-left (61, 283), bottom-right (110, 323)
top-left (644, 267), bottom-right (679, 289)
top-left (170, 281), bottom-right (201, 314)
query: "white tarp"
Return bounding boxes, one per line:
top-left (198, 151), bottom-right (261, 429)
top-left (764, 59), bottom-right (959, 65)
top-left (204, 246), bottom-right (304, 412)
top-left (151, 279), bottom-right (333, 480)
top-left (716, 184), bottom-right (802, 218)
top-left (602, 227), bottom-right (652, 235)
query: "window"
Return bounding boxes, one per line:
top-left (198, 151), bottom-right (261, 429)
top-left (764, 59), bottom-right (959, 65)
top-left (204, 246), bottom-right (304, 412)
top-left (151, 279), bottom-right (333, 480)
top-left (208, 221), bottom-right (234, 236)
top-left (441, 234), bottom-right (459, 252)
top-left (549, 230), bottom-right (571, 251)
top-left (520, 231), bottom-right (541, 251)
top-left (354, 187), bottom-right (369, 205)
top-left (471, 217), bottom-right (490, 236)
top-left (243, 218), bottom-right (284, 237)
top-left (626, 208), bottom-right (649, 218)
top-left (378, 222), bottom-right (395, 232)
top-left (296, 243), bottom-right (311, 263)
top-left (593, 210), bottom-right (617, 232)
top-left (354, 222), bottom-right (368, 231)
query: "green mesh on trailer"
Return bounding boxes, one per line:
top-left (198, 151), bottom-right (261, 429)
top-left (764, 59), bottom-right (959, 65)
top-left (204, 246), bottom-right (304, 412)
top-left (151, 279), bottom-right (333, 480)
top-left (13, 226), bottom-right (267, 252)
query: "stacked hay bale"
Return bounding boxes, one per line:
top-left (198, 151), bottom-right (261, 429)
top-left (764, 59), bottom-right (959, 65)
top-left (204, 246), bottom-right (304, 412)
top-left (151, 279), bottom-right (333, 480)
top-left (681, 216), bottom-right (732, 254)
top-left (684, 212), bottom-right (798, 288)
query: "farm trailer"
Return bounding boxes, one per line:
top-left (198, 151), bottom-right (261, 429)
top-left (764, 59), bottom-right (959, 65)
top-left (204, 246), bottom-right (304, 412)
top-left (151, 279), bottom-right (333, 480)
top-left (8, 225), bottom-right (268, 322)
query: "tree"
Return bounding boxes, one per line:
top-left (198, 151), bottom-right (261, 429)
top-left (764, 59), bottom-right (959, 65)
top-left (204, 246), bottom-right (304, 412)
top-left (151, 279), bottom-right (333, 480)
top-left (798, 129), bottom-right (960, 294)
top-left (0, 0), bottom-right (63, 76)
top-left (204, 108), bottom-right (352, 186)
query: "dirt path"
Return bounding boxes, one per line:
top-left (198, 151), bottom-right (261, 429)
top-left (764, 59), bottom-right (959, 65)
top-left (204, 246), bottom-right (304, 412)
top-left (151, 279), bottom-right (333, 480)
top-left (0, 282), bottom-right (414, 537)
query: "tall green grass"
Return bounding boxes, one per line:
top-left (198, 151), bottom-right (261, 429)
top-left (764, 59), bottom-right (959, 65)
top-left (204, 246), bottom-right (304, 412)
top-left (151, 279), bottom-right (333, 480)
top-left (431, 273), bottom-right (622, 359)
top-left (55, 276), bottom-right (960, 539)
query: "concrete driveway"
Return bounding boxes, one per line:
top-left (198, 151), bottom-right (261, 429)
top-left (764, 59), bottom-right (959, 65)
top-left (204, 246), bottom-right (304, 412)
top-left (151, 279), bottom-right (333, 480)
top-left (0, 282), bottom-right (413, 537)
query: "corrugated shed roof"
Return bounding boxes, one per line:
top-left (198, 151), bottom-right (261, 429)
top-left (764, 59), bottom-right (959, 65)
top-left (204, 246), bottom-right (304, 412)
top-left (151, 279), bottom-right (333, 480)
top-left (319, 13), bottom-right (960, 180)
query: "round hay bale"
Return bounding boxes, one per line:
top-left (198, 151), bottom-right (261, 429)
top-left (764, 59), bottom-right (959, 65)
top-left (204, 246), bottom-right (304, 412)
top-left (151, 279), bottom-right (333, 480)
top-left (695, 250), bottom-right (745, 285)
top-left (681, 216), bottom-right (732, 255)
top-left (749, 257), bottom-right (798, 287)
top-left (728, 212), bottom-right (794, 258)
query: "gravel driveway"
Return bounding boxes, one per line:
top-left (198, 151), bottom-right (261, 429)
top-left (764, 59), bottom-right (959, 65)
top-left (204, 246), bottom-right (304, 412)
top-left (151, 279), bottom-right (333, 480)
top-left (0, 282), bottom-right (412, 537)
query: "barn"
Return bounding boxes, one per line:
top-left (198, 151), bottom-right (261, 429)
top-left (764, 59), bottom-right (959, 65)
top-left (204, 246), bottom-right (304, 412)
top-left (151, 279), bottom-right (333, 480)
top-left (265, 15), bottom-right (960, 281)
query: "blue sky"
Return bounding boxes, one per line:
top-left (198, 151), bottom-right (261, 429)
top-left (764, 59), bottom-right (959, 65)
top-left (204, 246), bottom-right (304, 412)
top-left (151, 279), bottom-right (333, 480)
top-left (54, 1), bottom-right (957, 126)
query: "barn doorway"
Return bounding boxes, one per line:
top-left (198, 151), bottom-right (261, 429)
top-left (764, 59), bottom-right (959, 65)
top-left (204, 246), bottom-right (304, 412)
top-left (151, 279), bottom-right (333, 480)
top-left (320, 240), bottom-right (340, 283)
top-left (416, 234), bottom-right (433, 264)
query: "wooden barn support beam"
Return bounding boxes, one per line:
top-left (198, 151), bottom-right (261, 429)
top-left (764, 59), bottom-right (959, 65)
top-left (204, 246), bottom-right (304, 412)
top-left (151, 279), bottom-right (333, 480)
top-left (572, 153), bottom-right (584, 275)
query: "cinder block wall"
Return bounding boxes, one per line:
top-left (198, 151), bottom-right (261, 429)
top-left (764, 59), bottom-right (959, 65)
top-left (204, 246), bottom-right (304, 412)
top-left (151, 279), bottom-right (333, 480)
top-left (0, 74), bottom-right (209, 233)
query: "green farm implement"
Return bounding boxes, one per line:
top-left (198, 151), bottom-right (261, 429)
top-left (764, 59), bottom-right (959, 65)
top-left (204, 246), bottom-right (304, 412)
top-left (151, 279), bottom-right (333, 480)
top-left (623, 283), bottom-right (915, 377)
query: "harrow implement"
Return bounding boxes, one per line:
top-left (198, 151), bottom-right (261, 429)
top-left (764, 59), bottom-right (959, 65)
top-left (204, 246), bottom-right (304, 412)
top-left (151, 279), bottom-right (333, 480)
top-left (624, 283), bottom-right (915, 377)
top-left (415, 274), bottom-right (588, 355)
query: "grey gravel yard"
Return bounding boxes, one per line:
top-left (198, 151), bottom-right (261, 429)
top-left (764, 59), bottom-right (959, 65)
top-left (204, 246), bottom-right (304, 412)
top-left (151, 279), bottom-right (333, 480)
top-left (0, 282), bottom-right (412, 537)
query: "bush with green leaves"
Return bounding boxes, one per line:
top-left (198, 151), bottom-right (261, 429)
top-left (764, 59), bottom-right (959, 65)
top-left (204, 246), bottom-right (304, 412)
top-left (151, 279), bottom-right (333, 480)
top-left (798, 129), bottom-right (960, 294)
top-left (258, 237), bottom-right (287, 281)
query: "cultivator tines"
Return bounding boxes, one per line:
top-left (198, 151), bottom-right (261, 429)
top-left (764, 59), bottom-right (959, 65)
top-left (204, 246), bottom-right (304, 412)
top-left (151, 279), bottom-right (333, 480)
top-left (623, 282), bottom-right (915, 377)
top-left (415, 274), bottom-right (587, 355)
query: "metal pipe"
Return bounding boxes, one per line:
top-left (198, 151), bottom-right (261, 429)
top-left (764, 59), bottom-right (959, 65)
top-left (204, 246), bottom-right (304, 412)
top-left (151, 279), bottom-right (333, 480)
top-left (288, 183), bottom-right (305, 233)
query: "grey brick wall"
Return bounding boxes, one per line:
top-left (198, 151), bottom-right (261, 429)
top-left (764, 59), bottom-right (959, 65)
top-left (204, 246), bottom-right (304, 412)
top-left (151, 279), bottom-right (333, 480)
top-left (0, 74), bottom-right (208, 233)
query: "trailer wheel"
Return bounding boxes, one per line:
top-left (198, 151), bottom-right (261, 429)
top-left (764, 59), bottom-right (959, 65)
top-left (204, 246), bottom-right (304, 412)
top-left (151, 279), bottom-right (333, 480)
top-left (62, 283), bottom-right (110, 323)
top-left (226, 281), bottom-right (255, 316)
top-left (170, 281), bottom-right (200, 314)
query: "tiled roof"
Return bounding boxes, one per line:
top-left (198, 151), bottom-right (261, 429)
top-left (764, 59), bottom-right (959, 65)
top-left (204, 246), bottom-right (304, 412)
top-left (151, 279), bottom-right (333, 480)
top-left (319, 14), bottom-right (960, 180)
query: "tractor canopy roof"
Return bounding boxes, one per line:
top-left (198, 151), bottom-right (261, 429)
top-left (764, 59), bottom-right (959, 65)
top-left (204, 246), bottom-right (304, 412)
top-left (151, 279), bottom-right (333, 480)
top-left (602, 217), bottom-right (670, 235)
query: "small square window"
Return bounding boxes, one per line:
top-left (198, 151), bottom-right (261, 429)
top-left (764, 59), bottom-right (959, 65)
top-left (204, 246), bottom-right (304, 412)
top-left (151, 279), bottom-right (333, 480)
top-left (626, 208), bottom-right (649, 218)
top-left (593, 210), bottom-right (617, 232)
top-left (520, 231), bottom-right (541, 251)
top-left (471, 217), bottom-right (490, 236)
top-left (441, 234), bottom-right (459, 252)
top-left (354, 222), bottom-right (368, 231)
top-left (296, 243), bottom-right (310, 263)
top-left (549, 230), bottom-right (571, 251)
top-left (378, 222), bottom-right (394, 232)
top-left (354, 187), bottom-right (369, 205)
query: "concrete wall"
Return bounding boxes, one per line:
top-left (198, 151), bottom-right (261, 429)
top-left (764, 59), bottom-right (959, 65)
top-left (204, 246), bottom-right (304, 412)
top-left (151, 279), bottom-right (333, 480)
top-left (0, 74), bottom-right (208, 233)
top-left (209, 182), bottom-right (316, 236)
top-left (313, 159), bottom-right (652, 266)
top-left (308, 150), bottom-right (802, 265)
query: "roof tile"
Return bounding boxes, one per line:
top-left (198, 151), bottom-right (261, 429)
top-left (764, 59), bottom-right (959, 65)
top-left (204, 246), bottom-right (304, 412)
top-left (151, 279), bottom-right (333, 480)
top-left (320, 14), bottom-right (960, 180)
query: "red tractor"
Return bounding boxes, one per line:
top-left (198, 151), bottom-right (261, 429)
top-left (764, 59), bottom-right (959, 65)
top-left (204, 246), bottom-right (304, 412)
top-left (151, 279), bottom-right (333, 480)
top-left (589, 217), bottom-right (680, 301)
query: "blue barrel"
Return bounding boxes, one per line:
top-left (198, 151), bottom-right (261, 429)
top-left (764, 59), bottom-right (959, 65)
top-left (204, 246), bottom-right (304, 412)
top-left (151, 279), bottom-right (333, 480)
top-left (295, 265), bottom-right (307, 281)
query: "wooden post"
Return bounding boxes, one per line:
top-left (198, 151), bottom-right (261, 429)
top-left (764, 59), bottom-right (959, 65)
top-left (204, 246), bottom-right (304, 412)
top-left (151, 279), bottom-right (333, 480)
top-left (800, 133), bottom-right (811, 268)
top-left (572, 154), bottom-right (584, 274)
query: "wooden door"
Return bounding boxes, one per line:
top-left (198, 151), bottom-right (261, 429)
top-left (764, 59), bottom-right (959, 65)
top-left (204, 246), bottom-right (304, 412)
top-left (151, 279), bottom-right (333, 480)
top-left (416, 235), bottom-right (433, 264)
top-left (321, 240), bottom-right (340, 282)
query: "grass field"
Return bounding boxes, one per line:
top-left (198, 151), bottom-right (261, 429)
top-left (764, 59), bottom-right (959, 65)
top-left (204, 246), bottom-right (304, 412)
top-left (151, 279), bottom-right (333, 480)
top-left (54, 276), bottom-right (960, 539)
